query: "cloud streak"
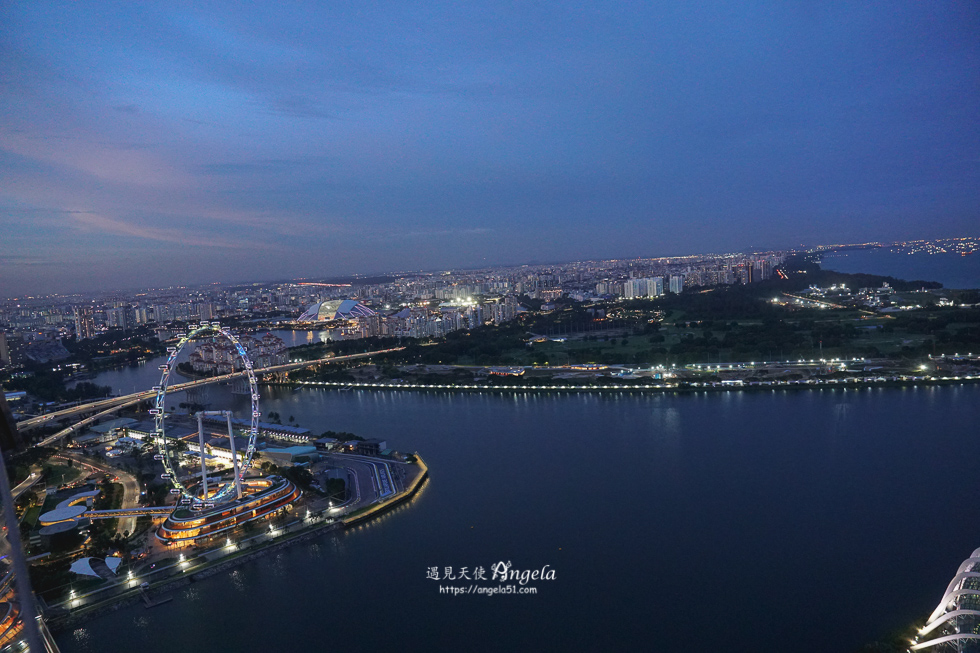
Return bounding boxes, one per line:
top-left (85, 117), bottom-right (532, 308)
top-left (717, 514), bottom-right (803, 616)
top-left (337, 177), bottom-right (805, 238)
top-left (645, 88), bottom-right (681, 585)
top-left (0, 2), bottom-right (978, 294)
top-left (64, 211), bottom-right (281, 250)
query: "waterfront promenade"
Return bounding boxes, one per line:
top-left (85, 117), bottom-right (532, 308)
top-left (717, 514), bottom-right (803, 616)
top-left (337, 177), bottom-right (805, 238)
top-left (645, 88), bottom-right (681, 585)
top-left (285, 372), bottom-right (980, 394)
top-left (44, 455), bottom-right (428, 630)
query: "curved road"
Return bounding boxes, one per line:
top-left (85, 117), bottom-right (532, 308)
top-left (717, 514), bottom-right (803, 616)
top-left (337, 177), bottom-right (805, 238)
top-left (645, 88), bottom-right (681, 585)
top-left (11, 471), bottom-right (43, 500)
top-left (53, 453), bottom-right (141, 537)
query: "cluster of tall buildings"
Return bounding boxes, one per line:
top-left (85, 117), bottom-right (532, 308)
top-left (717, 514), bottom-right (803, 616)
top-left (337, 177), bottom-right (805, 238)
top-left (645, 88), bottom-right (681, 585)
top-left (299, 296), bottom-right (523, 340)
top-left (623, 277), bottom-right (665, 299)
top-left (383, 296), bottom-right (522, 338)
top-left (187, 333), bottom-right (288, 374)
top-left (0, 249), bottom-right (789, 365)
top-left (679, 257), bottom-right (775, 288)
top-left (595, 255), bottom-right (778, 300)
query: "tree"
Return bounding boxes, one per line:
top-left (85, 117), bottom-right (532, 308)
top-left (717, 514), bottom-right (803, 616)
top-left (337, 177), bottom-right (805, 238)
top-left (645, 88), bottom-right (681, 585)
top-left (325, 477), bottom-right (346, 500)
top-left (282, 466), bottom-right (313, 490)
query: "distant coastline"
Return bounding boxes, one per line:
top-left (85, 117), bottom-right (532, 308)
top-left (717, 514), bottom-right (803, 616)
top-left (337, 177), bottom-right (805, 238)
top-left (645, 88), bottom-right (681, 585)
top-left (821, 249), bottom-right (980, 289)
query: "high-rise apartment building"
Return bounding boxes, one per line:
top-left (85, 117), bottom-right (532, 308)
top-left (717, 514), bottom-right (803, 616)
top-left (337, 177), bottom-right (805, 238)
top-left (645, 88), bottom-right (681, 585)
top-left (624, 277), bottom-right (665, 299)
top-left (624, 279), bottom-right (643, 299)
top-left (669, 275), bottom-right (684, 294)
top-left (757, 260), bottom-right (772, 280)
top-left (0, 332), bottom-right (9, 366)
top-left (737, 263), bottom-right (754, 284)
top-left (651, 277), bottom-right (664, 296)
top-left (74, 306), bottom-right (95, 340)
top-left (106, 306), bottom-right (130, 330)
top-left (153, 305), bottom-right (174, 324)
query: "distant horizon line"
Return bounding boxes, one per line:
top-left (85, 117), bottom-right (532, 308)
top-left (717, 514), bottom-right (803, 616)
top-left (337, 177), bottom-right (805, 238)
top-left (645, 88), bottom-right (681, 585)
top-left (5, 234), bottom-right (977, 301)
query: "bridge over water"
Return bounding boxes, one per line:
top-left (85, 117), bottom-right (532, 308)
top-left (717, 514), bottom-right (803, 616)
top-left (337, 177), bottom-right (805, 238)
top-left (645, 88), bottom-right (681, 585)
top-left (18, 347), bottom-right (404, 448)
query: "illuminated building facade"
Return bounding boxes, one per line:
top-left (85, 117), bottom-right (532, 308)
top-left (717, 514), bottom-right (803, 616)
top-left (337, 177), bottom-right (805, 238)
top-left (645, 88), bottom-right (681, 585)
top-left (73, 306), bottom-right (95, 340)
top-left (155, 477), bottom-right (301, 543)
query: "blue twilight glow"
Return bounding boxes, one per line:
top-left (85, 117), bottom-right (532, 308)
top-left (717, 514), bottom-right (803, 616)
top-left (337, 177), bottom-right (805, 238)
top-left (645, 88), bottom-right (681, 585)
top-left (1, 2), bottom-right (978, 294)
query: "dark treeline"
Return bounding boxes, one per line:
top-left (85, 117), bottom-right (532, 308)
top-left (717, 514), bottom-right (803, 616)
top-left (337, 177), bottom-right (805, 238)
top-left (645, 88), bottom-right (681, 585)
top-left (3, 371), bottom-right (112, 404)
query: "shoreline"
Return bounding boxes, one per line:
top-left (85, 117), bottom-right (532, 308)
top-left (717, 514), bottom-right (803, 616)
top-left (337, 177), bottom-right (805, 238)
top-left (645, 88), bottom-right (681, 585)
top-left (46, 455), bottom-right (429, 632)
top-left (273, 376), bottom-right (980, 396)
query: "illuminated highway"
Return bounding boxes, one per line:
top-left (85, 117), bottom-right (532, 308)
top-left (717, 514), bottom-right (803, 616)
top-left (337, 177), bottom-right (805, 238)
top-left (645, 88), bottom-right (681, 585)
top-left (52, 452), bottom-right (141, 536)
top-left (10, 471), bottom-right (43, 500)
top-left (16, 347), bottom-right (405, 434)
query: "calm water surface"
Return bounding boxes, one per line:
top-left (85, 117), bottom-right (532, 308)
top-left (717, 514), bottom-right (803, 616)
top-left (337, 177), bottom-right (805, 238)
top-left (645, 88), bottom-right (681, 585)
top-left (55, 373), bottom-right (980, 653)
top-left (822, 250), bottom-right (980, 289)
top-left (268, 328), bottom-right (344, 347)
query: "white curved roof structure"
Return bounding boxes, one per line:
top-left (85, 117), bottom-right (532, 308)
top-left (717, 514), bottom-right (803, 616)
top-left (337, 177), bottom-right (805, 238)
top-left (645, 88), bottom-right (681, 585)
top-left (70, 558), bottom-right (101, 578)
top-left (297, 300), bottom-right (375, 322)
top-left (912, 547), bottom-right (980, 650)
top-left (56, 489), bottom-right (99, 510)
top-left (38, 504), bottom-right (87, 526)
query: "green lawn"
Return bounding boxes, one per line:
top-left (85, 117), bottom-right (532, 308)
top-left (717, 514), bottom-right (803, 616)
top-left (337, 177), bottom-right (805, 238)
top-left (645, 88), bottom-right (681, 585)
top-left (22, 505), bottom-right (42, 528)
top-left (44, 463), bottom-right (82, 487)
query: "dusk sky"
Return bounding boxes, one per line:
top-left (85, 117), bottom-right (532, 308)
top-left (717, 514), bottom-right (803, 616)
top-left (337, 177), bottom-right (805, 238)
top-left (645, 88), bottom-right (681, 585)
top-left (2, 2), bottom-right (978, 295)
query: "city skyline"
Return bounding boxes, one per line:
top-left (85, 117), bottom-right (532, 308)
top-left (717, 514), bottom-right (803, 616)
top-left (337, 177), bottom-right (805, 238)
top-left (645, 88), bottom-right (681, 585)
top-left (3, 3), bottom-right (979, 294)
top-left (2, 234), bottom-right (976, 300)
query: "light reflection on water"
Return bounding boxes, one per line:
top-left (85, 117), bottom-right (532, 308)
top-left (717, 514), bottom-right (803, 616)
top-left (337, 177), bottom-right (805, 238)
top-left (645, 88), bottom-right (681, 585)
top-left (70, 628), bottom-right (91, 648)
top-left (269, 553), bottom-right (286, 578)
top-left (53, 381), bottom-right (980, 653)
top-left (229, 569), bottom-right (247, 594)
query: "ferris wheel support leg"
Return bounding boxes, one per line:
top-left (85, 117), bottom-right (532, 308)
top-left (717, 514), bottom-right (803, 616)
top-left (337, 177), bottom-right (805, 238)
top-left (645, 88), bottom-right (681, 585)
top-left (197, 413), bottom-right (208, 501)
top-left (226, 411), bottom-right (243, 499)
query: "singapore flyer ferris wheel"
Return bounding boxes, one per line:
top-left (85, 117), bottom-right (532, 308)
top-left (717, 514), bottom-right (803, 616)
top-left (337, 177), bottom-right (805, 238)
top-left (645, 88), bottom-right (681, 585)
top-left (151, 322), bottom-right (259, 506)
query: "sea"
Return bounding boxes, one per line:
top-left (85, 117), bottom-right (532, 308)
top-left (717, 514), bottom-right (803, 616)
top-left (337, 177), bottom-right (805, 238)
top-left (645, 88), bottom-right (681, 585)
top-left (55, 356), bottom-right (980, 653)
top-left (821, 249), bottom-right (980, 289)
